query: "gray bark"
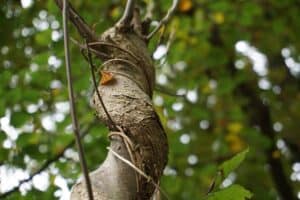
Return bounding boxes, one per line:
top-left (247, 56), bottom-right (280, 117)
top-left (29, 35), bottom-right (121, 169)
top-left (70, 25), bottom-right (168, 199)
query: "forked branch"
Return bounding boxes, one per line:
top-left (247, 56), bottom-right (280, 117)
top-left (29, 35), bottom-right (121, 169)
top-left (147, 0), bottom-right (178, 40)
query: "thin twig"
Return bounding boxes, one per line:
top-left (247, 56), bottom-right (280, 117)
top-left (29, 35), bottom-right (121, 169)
top-left (206, 174), bottom-right (217, 195)
top-left (101, 58), bottom-right (139, 72)
top-left (71, 38), bottom-right (111, 60)
top-left (155, 85), bottom-right (185, 98)
top-left (147, 0), bottom-right (178, 40)
top-left (101, 69), bottom-right (145, 92)
top-left (108, 131), bottom-right (134, 150)
top-left (155, 26), bottom-right (176, 66)
top-left (0, 123), bottom-right (95, 198)
top-left (108, 147), bottom-right (148, 179)
top-left (165, 26), bottom-right (176, 51)
top-left (85, 40), bottom-right (117, 131)
top-left (88, 42), bottom-right (140, 62)
top-left (117, 0), bottom-right (136, 28)
top-left (63, 1), bottom-right (94, 200)
top-left (107, 147), bottom-right (169, 200)
top-left (83, 40), bottom-right (151, 98)
top-left (100, 58), bottom-right (145, 90)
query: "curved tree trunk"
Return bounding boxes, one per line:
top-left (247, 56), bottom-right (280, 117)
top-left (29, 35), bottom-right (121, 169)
top-left (55, 1), bottom-right (169, 198)
top-left (59, 4), bottom-right (169, 199)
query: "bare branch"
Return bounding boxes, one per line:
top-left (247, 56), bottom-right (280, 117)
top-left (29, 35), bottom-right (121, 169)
top-left (70, 38), bottom-right (111, 59)
top-left (147, 0), bottom-right (178, 40)
top-left (62, 1), bottom-right (94, 199)
top-left (0, 122), bottom-right (95, 198)
top-left (54, 0), bottom-right (98, 42)
top-left (117, 0), bottom-right (136, 29)
top-left (88, 41), bottom-right (140, 62)
top-left (85, 39), bottom-right (117, 131)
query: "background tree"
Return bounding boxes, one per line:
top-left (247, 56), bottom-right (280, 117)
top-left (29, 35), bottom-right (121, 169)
top-left (0, 0), bottom-right (300, 199)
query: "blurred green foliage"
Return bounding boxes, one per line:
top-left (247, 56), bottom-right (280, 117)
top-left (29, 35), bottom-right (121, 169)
top-left (0, 0), bottom-right (300, 199)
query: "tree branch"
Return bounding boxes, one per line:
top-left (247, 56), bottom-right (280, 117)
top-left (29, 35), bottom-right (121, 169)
top-left (147, 0), bottom-right (178, 40)
top-left (155, 85), bottom-right (185, 98)
top-left (117, 0), bottom-right (135, 30)
top-left (62, 1), bottom-right (94, 199)
top-left (0, 122), bottom-right (95, 198)
top-left (54, 0), bottom-right (98, 42)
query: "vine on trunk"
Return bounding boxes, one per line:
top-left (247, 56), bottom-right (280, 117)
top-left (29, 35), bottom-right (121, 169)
top-left (55, 0), bottom-right (178, 199)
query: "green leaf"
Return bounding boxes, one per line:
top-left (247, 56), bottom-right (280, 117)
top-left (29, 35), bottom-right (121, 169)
top-left (219, 148), bottom-right (249, 178)
top-left (217, 77), bottom-right (236, 95)
top-left (0, 100), bottom-right (5, 117)
top-left (35, 30), bottom-right (52, 46)
top-left (17, 133), bottom-right (44, 149)
top-left (205, 184), bottom-right (253, 200)
top-left (23, 90), bottom-right (40, 102)
top-left (6, 88), bottom-right (23, 105)
top-left (10, 112), bottom-right (30, 127)
top-left (0, 131), bottom-right (8, 161)
top-left (0, 130), bottom-right (6, 142)
top-left (31, 52), bottom-right (49, 66)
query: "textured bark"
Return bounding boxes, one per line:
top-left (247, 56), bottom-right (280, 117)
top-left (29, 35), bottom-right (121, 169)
top-left (70, 22), bottom-right (168, 200)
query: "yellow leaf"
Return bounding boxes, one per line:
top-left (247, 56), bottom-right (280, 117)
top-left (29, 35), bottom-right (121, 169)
top-left (227, 122), bottom-right (243, 134)
top-left (158, 25), bottom-right (166, 36)
top-left (109, 6), bottom-right (121, 19)
top-left (179, 0), bottom-right (193, 12)
top-left (51, 88), bottom-right (60, 96)
top-left (272, 150), bottom-right (281, 159)
top-left (230, 141), bottom-right (245, 153)
top-left (225, 134), bottom-right (239, 143)
top-left (100, 71), bottom-right (114, 85)
top-left (226, 134), bottom-right (245, 153)
top-left (202, 84), bottom-right (211, 94)
top-left (212, 12), bottom-right (225, 24)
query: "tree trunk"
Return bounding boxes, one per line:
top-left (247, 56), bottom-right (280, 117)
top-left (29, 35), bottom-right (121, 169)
top-left (69, 15), bottom-right (168, 200)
